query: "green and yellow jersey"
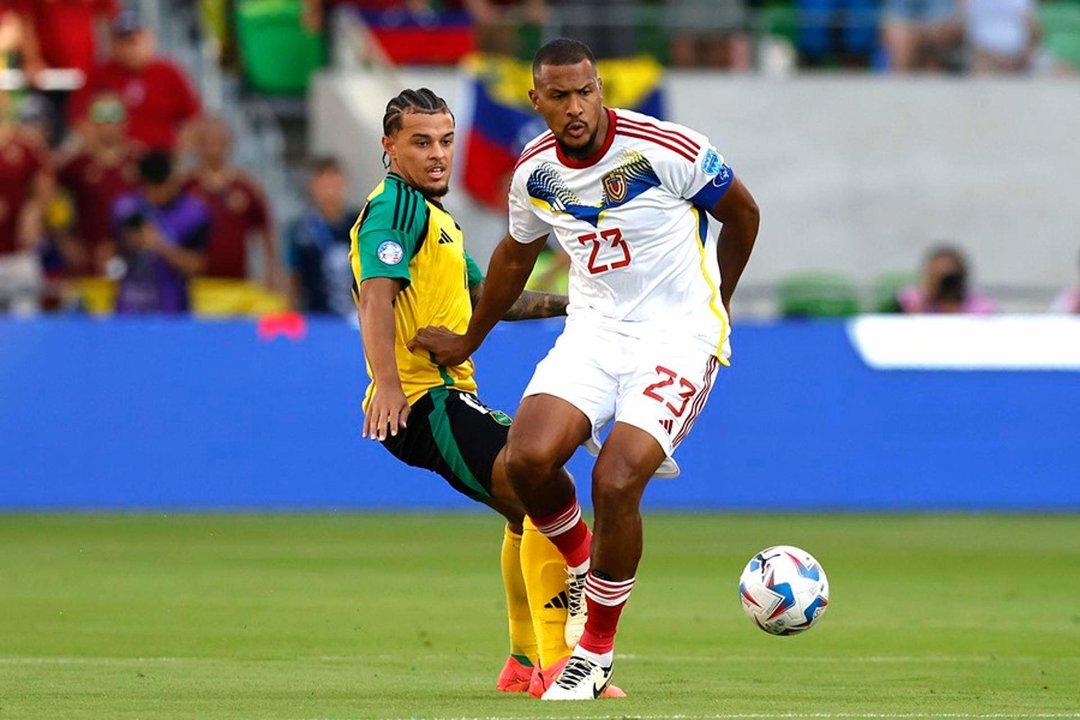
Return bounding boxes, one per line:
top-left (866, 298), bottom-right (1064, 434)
top-left (350, 173), bottom-right (483, 413)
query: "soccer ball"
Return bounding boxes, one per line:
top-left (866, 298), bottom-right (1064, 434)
top-left (739, 545), bottom-right (829, 636)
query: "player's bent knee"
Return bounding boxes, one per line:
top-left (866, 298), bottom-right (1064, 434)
top-left (591, 467), bottom-right (648, 512)
top-left (503, 439), bottom-right (562, 484)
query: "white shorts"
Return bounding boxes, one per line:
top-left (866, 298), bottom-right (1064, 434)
top-left (522, 321), bottom-right (723, 479)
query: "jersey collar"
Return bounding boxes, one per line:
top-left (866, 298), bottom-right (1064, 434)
top-left (556, 108), bottom-right (617, 169)
top-left (387, 171), bottom-right (445, 209)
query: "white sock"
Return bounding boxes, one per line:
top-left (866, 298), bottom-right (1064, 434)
top-left (572, 643), bottom-right (613, 667)
top-left (569, 558), bottom-right (590, 576)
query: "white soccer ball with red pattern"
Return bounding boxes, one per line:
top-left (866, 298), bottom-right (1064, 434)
top-left (739, 545), bottom-right (829, 636)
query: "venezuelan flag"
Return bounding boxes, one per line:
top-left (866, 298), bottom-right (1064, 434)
top-left (461, 53), bottom-right (665, 210)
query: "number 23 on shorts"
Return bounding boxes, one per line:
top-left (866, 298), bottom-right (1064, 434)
top-left (643, 366), bottom-right (697, 418)
top-left (640, 355), bottom-right (720, 444)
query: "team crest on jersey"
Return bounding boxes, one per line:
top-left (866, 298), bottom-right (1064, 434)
top-left (490, 410), bottom-right (512, 426)
top-left (377, 240), bottom-right (404, 265)
top-left (602, 171), bottom-right (628, 204)
top-left (527, 151), bottom-right (661, 227)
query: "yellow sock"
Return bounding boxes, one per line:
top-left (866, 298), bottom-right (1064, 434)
top-left (500, 525), bottom-right (537, 667)
top-left (520, 517), bottom-right (573, 668)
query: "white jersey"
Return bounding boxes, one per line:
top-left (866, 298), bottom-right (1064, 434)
top-left (509, 107), bottom-right (734, 357)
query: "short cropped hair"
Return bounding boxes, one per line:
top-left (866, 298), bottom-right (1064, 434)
top-left (532, 38), bottom-right (597, 76)
top-left (382, 88), bottom-right (453, 137)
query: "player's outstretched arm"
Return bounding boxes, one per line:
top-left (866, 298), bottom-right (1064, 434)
top-left (708, 177), bottom-right (760, 314)
top-left (469, 282), bottom-right (568, 321)
top-left (358, 277), bottom-right (410, 441)
top-left (410, 232), bottom-right (547, 364)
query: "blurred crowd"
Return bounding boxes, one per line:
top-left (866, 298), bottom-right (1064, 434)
top-left (0, 3), bottom-right (367, 317)
top-left (0, 1), bottom-right (1078, 319)
top-left (300, 0), bottom-right (1079, 73)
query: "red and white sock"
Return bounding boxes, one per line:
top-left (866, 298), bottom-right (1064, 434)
top-left (578, 572), bottom-right (635, 664)
top-left (529, 499), bottom-right (591, 572)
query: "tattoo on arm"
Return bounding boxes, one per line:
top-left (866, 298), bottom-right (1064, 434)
top-left (470, 280), bottom-right (567, 320)
top-left (503, 290), bottom-right (568, 321)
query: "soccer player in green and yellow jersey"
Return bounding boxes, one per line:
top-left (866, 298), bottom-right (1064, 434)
top-left (350, 88), bottom-right (621, 697)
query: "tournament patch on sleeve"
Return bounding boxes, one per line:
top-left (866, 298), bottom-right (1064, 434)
top-left (376, 240), bottom-right (405, 266)
top-left (689, 148), bottom-right (734, 209)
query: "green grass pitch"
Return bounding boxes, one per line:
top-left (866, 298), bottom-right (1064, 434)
top-left (1, 513), bottom-right (1077, 719)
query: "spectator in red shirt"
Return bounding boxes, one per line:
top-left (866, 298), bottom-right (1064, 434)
top-left (182, 116), bottom-right (282, 290)
top-left (0, 91), bottom-right (52, 312)
top-left (18, 0), bottom-right (118, 80)
top-left (13, 1), bottom-right (118, 146)
top-left (69, 9), bottom-right (201, 152)
top-left (57, 94), bottom-right (138, 276)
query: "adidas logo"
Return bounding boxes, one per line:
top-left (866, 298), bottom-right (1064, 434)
top-left (438, 229), bottom-right (454, 245)
top-left (544, 591), bottom-right (569, 609)
top-left (659, 418), bottom-right (673, 434)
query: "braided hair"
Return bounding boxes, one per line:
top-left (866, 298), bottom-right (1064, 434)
top-left (382, 88), bottom-right (453, 137)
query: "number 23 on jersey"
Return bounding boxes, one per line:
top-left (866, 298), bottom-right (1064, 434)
top-left (577, 227), bottom-right (631, 275)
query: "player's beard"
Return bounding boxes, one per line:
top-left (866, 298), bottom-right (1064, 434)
top-left (411, 169), bottom-right (451, 197)
top-left (557, 123), bottom-right (601, 160)
top-left (423, 180), bottom-right (450, 197)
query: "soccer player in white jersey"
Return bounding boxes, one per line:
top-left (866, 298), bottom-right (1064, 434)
top-left (412, 38), bottom-right (760, 700)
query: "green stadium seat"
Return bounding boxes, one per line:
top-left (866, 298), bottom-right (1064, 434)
top-left (1041, 1), bottom-right (1080, 70)
top-left (235, 0), bottom-right (325, 95)
top-left (777, 272), bottom-right (861, 318)
top-left (760, 4), bottom-right (801, 47)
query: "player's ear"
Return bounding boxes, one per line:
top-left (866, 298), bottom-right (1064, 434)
top-left (381, 135), bottom-right (395, 165)
top-left (596, 76), bottom-right (604, 99)
top-left (528, 88), bottom-right (540, 111)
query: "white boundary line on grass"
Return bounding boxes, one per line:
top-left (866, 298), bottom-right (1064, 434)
top-left (0, 656), bottom-right (181, 665)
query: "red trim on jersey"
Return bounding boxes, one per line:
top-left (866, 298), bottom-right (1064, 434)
top-left (518, 132), bottom-right (554, 161)
top-left (616, 127), bottom-right (697, 163)
top-left (555, 108), bottom-right (618, 169)
top-left (522, 131), bottom-right (554, 153)
top-left (513, 138), bottom-right (556, 171)
top-left (615, 114), bottom-right (701, 155)
top-left (673, 355), bottom-right (719, 446)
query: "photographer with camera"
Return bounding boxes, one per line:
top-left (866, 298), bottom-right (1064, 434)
top-left (897, 244), bottom-right (997, 314)
top-left (112, 151), bottom-right (209, 313)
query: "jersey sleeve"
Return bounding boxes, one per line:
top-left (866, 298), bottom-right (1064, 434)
top-left (508, 164), bottom-right (551, 244)
top-left (652, 122), bottom-right (735, 211)
top-left (353, 183), bottom-right (426, 286)
top-left (464, 250), bottom-right (484, 288)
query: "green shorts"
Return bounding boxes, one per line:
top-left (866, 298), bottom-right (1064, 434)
top-left (380, 387), bottom-right (513, 501)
